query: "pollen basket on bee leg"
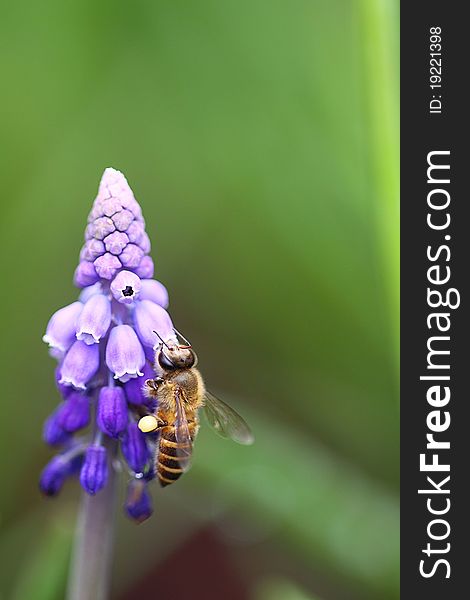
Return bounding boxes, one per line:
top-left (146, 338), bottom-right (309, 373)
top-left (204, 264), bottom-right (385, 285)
top-left (138, 415), bottom-right (159, 433)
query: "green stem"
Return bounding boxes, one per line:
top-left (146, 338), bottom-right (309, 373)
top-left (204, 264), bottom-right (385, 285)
top-left (66, 446), bottom-right (117, 600)
top-left (357, 0), bottom-right (400, 377)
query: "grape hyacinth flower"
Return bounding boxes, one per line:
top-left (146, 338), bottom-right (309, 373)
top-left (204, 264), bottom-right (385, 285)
top-left (41, 168), bottom-right (179, 528)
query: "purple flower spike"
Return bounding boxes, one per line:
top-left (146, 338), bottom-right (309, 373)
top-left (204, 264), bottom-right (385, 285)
top-left (110, 270), bottom-right (142, 305)
top-left (74, 261), bottom-right (99, 288)
top-left (57, 392), bottom-right (90, 432)
top-left (134, 300), bottom-right (174, 348)
top-left (80, 445), bottom-right (108, 495)
top-left (121, 422), bottom-right (150, 473)
top-left (140, 279), bottom-right (169, 309)
top-left (97, 386), bottom-right (128, 438)
top-left (125, 479), bottom-right (153, 523)
top-left (43, 302), bottom-right (83, 352)
top-left (40, 453), bottom-right (83, 496)
top-left (41, 168), bottom-right (179, 521)
top-left (43, 409), bottom-right (70, 446)
top-left (135, 255), bottom-right (154, 279)
top-left (123, 361), bottom-right (155, 406)
top-left (76, 293), bottom-right (112, 345)
top-left (106, 324), bottom-right (145, 382)
top-left (94, 253), bottom-right (122, 280)
top-left (60, 340), bottom-right (100, 389)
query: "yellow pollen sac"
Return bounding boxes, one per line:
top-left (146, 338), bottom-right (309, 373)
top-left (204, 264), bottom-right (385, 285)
top-left (138, 415), bottom-right (159, 433)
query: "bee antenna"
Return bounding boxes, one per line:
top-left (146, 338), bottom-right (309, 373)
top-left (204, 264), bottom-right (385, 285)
top-left (153, 330), bottom-right (171, 350)
top-left (173, 327), bottom-right (192, 348)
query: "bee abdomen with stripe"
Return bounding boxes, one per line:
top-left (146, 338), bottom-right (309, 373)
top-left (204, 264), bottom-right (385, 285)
top-left (156, 423), bottom-right (197, 487)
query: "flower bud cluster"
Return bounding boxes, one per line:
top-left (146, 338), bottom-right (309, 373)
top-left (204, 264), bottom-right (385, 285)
top-left (40, 168), bottom-right (172, 523)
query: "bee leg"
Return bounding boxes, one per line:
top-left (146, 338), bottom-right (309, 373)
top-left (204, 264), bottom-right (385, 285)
top-left (155, 416), bottom-right (167, 428)
top-left (144, 377), bottom-right (164, 399)
top-left (146, 377), bottom-right (164, 390)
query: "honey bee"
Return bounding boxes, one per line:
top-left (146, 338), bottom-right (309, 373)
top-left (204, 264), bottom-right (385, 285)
top-left (138, 330), bottom-right (254, 487)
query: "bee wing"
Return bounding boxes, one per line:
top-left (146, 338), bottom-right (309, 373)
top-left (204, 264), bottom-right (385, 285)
top-left (174, 388), bottom-right (193, 471)
top-left (203, 390), bottom-right (254, 445)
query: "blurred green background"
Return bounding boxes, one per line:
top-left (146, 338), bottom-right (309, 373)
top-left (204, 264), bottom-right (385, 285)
top-left (0, 1), bottom-right (399, 599)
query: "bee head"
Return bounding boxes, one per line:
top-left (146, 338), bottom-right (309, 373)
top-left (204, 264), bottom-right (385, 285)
top-left (153, 329), bottom-right (197, 371)
top-left (155, 343), bottom-right (197, 371)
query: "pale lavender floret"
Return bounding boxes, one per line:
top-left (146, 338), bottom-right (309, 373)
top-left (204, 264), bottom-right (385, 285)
top-left (106, 184), bottom-right (129, 200)
top-left (99, 168), bottom-right (128, 194)
top-left (97, 386), bottom-right (128, 438)
top-left (105, 183), bottom-right (124, 198)
top-left (85, 223), bottom-right (94, 240)
top-left (80, 446), bottom-right (108, 495)
top-left (142, 344), bottom-right (156, 362)
top-left (94, 253), bottom-right (122, 279)
top-left (126, 221), bottom-right (145, 244)
top-left (134, 300), bottom-right (174, 348)
top-left (103, 231), bottom-right (129, 255)
top-left (123, 361), bottom-right (155, 406)
top-left (91, 216), bottom-right (115, 240)
top-left (110, 270), bottom-right (142, 305)
top-left (80, 239), bottom-right (105, 261)
top-left (76, 293), bottom-right (111, 344)
top-left (111, 301), bottom-right (129, 327)
top-left (121, 423), bottom-right (150, 473)
top-left (78, 282), bottom-right (102, 304)
top-left (43, 302), bottom-right (83, 352)
top-left (129, 209), bottom-right (144, 226)
top-left (55, 366), bottom-right (73, 399)
top-left (57, 392), bottom-right (90, 432)
top-left (60, 340), bottom-right (100, 389)
top-left (125, 479), bottom-right (153, 523)
top-left (140, 279), bottom-right (169, 309)
top-left (112, 209), bottom-right (134, 232)
top-left (74, 261), bottom-right (99, 288)
top-left (101, 197), bottom-right (123, 217)
top-left (99, 170), bottom-right (142, 221)
top-left (135, 255), bottom-right (154, 279)
top-left (139, 232), bottom-right (151, 254)
top-left (106, 324), bottom-right (145, 382)
top-left (120, 244), bottom-right (144, 268)
top-left (122, 197), bottom-right (144, 221)
top-left (48, 347), bottom-right (66, 361)
top-left (88, 188), bottom-right (115, 222)
top-left (87, 204), bottom-right (102, 224)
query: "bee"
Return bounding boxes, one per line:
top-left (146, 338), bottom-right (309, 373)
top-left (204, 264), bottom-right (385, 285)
top-left (138, 329), bottom-right (254, 487)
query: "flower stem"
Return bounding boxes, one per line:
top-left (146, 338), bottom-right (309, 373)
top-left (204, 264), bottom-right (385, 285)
top-left (357, 0), bottom-right (399, 377)
top-left (67, 444), bottom-right (117, 600)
